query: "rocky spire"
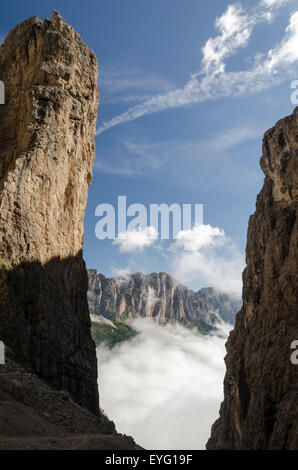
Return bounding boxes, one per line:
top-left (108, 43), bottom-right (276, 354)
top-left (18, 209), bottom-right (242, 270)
top-left (0, 11), bottom-right (99, 413)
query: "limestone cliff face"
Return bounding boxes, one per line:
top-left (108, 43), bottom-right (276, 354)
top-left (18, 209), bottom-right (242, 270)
top-left (88, 270), bottom-right (241, 327)
top-left (207, 108), bottom-right (298, 450)
top-left (0, 12), bottom-right (99, 413)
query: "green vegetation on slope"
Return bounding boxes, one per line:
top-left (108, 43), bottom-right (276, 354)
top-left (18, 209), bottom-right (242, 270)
top-left (91, 321), bottom-right (137, 348)
top-left (191, 319), bottom-right (214, 335)
top-left (179, 316), bottom-right (214, 335)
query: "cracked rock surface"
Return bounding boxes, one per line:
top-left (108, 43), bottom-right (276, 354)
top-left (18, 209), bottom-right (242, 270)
top-left (207, 108), bottom-right (298, 450)
top-left (0, 10), bottom-right (99, 414)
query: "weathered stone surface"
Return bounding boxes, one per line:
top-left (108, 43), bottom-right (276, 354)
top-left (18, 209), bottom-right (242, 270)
top-left (88, 270), bottom-right (241, 327)
top-left (0, 356), bottom-right (140, 450)
top-left (0, 12), bottom-right (99, 413)
top-left (207, 108), bottom-right (298, 450)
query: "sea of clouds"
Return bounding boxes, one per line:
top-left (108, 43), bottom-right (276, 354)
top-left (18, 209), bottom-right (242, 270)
top-left (97, 318), bottom-right (232, 450)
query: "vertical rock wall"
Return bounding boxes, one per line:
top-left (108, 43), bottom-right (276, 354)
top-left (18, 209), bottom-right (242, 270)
top-left (87, 270), bottom-right (240, 326)
top-left (0, 11), bottom-right (99, 414)
top-left (207, 108), bottom-right (298, 449)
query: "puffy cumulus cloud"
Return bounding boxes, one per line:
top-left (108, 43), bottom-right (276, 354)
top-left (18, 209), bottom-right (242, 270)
top-left (112, 227), bottom-right (158, 253)
top-left (171, 245), bottom-right (244, 297)
top-left (111, 266), bottom-right (132, 286)
top-left (112, 266), bottom-right (131, 277)
top-left (169, 224), bottom-right (244, 296)
top-left (172, 224), bottom-right (226, 252)
top-left (111, 223), bottom-right (244, 296)
top-left (97, 318), bottom-right (232, 450)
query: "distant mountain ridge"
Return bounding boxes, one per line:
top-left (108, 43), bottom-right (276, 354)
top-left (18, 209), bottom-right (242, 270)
top-left (87, 269), bottom-right (241, 329)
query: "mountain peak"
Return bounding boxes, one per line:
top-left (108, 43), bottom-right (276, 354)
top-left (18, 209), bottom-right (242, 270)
top-left (87, 269), bottom-right (241, 327)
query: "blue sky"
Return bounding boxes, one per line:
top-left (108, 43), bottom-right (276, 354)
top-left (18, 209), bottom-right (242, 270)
top-left (1, 0), bottom-right (298, 294)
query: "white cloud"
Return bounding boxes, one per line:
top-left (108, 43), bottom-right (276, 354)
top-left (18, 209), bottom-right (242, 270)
top-left (111, 267), bottom-right (132, 286)
top-left (113, 227), bottom-right (158, 253)
top-left (112, 266), bottom-right (131, 278)
top-left (99, 66), bottom-right (176, 105)
top-left (100, 67), bottom-right (175, 94)
top-left (145, 286), bottom-right (160, 309)
top-left (96, 1), bottom-right (296, 135)
top-left (171, 247), bottom-right (244, 297)
top-left (266, 10), bottom-right (298, 70)
top-left (213, 126), bottom-right (261, 150)
top-left (201, 4), bottom-right (252, 75)
top-left (94, 125), bottom-right (261, 178)
top-left (169, 224), bottom-right (244, 296)
top-left (94, 159), bottom-right (144, 176)
top-left (112, 223), bottom-right (244, 296)
top-left (172, 224), bottom-right (226, 251)
top-left (97, 318), bottom-right (232, 450)
top-left (261, 0), bottom-right (289, 7)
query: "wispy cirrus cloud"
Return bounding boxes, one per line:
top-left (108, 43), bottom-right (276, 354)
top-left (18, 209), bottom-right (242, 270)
top-left (94, 124), bottom-right (261, 182)
top-left (99, 66), bottom-right (176, 105)
top-left (96, 0), bottom-right (297, 135)
top-left (94, 158), bottom-right (145, 176)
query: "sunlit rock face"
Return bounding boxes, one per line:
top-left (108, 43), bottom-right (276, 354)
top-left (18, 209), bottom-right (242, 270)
top-left (0, 11), bottom-right (99, 414)
top-left (207, 108), bottom-right (298, 450)
top-left (88, 269), bottom-right (241, 328)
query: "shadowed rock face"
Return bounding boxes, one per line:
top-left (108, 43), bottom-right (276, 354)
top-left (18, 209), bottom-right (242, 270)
top-left (0, 12), bottom-right (99, 413)
top-left (88, 270), bottom-right (241, 327)
top-left (207, 108), bottom-right (298, 450)
top-left (0, 355), bottom-right (140, 450)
